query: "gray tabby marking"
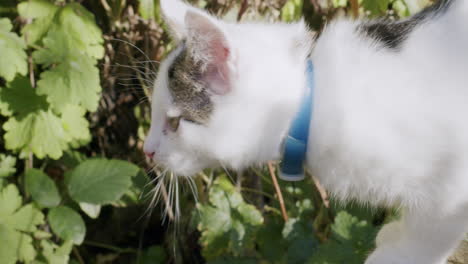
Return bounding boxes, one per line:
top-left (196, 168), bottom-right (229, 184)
top-left (167, 43), bottom-right (213, 124)
top-left (359, 0), bottom-right (454, 50)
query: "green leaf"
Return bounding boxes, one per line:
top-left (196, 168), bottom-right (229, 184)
top-left (48, 206), bottom-right (86, 245)
top-left (61, 104), bottom-right (91, 143)
top-left (56, 4), bottom-right (104, 59)
top-left (0, 154), bottom-right (16, 178)
top-left (282, 218), bottom-right (319, 264)
top-left (25, 169), bottom-right (61, 208)
top-left (79, 202), bottom-right (101, 219)
top-left (0, 18), bottom-right (28, 82)
top-left (362, 0), bottom-right (390, 16)
top-left (0, 185), bottom-right (44, 263)
top-left (332, 0), bottom-right (348, 8)
top-left (34, 30), bottom-right (101, 112)
top-left (392, 0), bottom-right (410, 17)
top-left (308, 211), bottom-right (377, 264)
top-left (41, 240), bottom-right (73, 264)
top-left (18, 0), bottom-right (58, 19)
top-left (0, 225), bottom-right (37, 264)
top-left (139, 0), bottom-right (156, 20)
top-left (0, 76), bottom-right (49, 117)
top-left (140, 245), bottom-right (167, 264)
top-left (4, 110), bottom-right (70, 159)
top-left (195, 176), bottom-right (264, 260)
top-left (257, 216), bottom-right (287, 262)
top-left (66, 159), bottom-right (140, 205)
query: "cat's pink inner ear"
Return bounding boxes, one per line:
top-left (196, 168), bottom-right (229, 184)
top-left (185, 10), bottom-right (232, 95)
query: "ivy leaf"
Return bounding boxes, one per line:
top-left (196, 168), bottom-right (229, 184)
top-left (195, 176), bottom-right (263, 260)
top-left (0, 185), bottom-right (44, 264)
top-left (4, 110), bottom-right (70, 159)
top-left (0, 18), bottom-right (27, 82)
top-left (66, 159), bottom-right (140, 205)
top-left (0, 154), bottom-right (16, 178)
top-left (48, 206), bottom-right (86, 245)
top-left (25, 169), bottom-right (61, 208)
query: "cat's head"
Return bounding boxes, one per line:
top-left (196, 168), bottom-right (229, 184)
top-left (143, 0), bottom-right (311, 176)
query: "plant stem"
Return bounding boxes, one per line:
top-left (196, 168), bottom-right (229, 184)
top-left (268, 162), bottom-right (289, 222)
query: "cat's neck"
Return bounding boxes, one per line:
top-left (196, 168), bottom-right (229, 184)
top-left (212, 22), bottom-right (312, 169)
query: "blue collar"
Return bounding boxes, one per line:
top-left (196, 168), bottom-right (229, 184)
top-left (279, 60), bottom-right (314, 181)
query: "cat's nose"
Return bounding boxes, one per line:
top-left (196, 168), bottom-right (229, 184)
top-left (145, 151), bottom-right (155, 159)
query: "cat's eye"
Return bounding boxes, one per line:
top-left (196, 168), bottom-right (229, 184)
top-left (167, 116), bottom-right (181, 132)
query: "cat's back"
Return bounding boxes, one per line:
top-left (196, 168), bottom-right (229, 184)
top-left (308, 0), bottom-right (468, 210)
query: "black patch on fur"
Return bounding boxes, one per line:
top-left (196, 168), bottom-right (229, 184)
top-left (359, 0), bottom-right (454, 49)
top-left (167, 43), bottom-right (213, 124)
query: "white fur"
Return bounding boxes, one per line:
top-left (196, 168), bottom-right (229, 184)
top-left (144, 0), bottom-right (468, 263)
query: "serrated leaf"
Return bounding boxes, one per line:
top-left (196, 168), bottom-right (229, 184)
top-left (79, 202), bottom-right (101, 219)
top-left (0, 185), bottom-right (45, 232)
top-left (0, 154), bottom-right (16, 178)
top-left (18, 0), bottom-right (58, 19)
top-left (22, 15), bottom-right (56, 45)
top-left (34, 31), bottom-right (101, 112)
top-left (0, 76), bottom-right (48, 117)
top-left (0, 184), bottom-right (22, 218)
top-left (48, 206), bottom-right (86, 245)
top-left (61, 104), bottom-right (90, 143)
top-left (282, 218), bottom-right (318, 264)
top-left (308, 211), bottom-right (377, 264)
top-left (0, 18), bottom-right (28, 82)
top-left (56, 4), bottom-right (104, 59)
top-left (41, 239), bottom-right (73, 264)
top-left (25, 169), bottom-right (61, 208)
top-left (4, 110), bottom-right (69, 159)
top-left (0, 225), bottom-right (37, 264)
top-left (195, 176), bottom-right (263, 260)
top-left (66, 159), bottom-right (140, 204)
top-left (0, 185), bottom-right (43, 263)
top-left (257, 217), bottom-right (287, 262)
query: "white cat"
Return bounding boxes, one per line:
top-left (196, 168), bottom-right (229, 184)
top-left (143, 0), bottom-right (468, 263)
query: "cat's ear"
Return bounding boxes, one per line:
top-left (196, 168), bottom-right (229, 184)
top-left (160, 0), bottom-right (200, 40)
top-left (185, 11), bottom-right (233, 95)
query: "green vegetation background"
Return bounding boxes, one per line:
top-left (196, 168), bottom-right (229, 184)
top-left (0, 0), bottom-right (433, 263)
